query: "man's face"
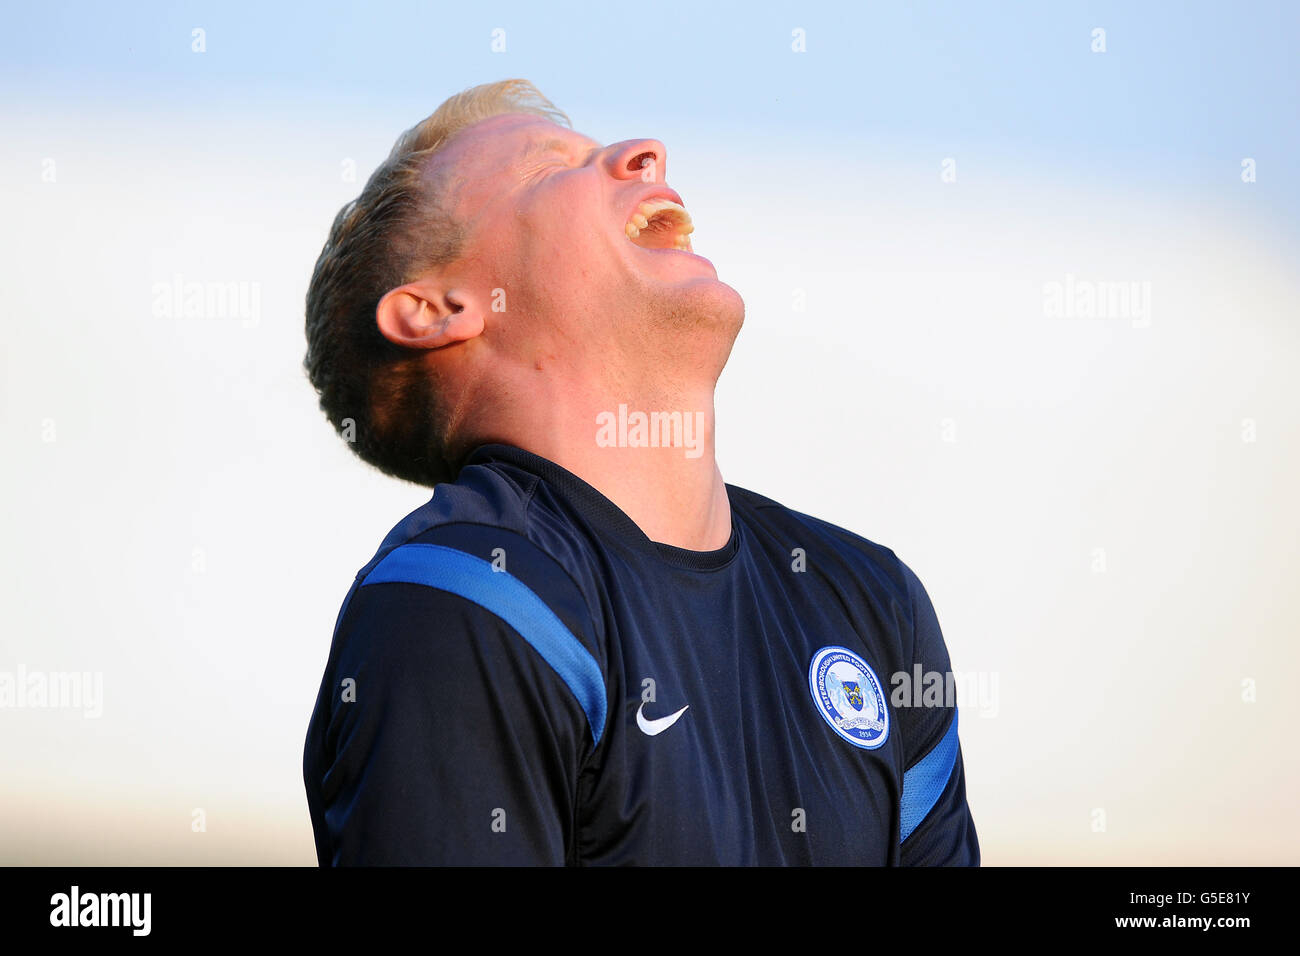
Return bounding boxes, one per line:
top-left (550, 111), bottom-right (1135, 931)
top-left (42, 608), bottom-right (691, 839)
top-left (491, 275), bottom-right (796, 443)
top-left (429, 113), bottom-right (744, 388)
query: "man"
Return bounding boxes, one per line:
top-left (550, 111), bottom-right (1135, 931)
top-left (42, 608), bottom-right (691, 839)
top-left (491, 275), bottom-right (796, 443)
top-left (302, 79), bottom-right (979, 865)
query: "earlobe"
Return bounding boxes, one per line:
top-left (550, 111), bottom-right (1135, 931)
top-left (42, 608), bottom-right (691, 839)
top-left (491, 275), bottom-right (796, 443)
top-left (376, 282), bottom-right (486, 350)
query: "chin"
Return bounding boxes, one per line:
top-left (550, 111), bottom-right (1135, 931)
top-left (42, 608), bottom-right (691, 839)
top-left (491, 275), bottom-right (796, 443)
top-left (676, 274), bottom-right (745, 333)
top-left (617, 250), bottom-right (746, 342)
top-left (642, 277), bottom-right (745, 377)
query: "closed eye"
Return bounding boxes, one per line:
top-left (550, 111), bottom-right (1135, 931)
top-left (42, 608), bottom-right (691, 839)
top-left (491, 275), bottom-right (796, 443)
top-left (523, 159), bottom-right (566, 181)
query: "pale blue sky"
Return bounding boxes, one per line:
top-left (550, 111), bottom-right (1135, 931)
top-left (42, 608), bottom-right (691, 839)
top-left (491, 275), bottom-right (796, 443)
top-left (4, 1), bottom-right (1297, 224)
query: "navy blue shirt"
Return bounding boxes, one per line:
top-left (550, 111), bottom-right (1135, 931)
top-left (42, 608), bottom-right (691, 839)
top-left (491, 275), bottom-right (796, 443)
top-left (303, 443), bottom-right (979, 865)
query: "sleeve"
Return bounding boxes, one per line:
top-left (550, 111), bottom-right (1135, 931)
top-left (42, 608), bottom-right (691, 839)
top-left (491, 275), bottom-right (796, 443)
top-left (895, 559), bottom-right (981, 866)
top-left (307, 566), bottom-right (602, 865)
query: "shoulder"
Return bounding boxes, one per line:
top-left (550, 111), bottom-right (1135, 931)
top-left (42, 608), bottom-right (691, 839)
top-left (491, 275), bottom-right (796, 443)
top-left (330, 457), bottom-right (611, 737)
top-left (727, 482), bottom-right (949, 671)
top-left (728, 483), bottom-right (913, 608)
top-left (353, 457), bottom-right (601, 625)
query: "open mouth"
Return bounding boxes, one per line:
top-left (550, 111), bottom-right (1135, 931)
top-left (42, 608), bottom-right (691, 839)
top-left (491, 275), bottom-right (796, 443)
top-left (624, 198), bottom-right (694, 252)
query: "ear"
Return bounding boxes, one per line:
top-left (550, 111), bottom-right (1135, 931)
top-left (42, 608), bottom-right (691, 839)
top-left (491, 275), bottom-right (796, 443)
top-left (375, 280), bottom-right (487, 350)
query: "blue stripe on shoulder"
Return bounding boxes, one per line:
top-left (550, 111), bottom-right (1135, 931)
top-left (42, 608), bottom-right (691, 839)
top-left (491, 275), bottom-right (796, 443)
top-left (899, 710), bottom-right (961, 843)
top-left (362, 542), bottom-right (607, 747)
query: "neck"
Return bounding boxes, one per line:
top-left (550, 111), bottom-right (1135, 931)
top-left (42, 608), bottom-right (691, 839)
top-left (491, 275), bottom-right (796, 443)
top-left (470, 375), bottom-right (732, 552)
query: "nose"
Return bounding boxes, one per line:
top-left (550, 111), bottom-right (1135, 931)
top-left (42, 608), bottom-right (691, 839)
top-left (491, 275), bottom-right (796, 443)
top-left (604, 139), bottom-right (668, 183)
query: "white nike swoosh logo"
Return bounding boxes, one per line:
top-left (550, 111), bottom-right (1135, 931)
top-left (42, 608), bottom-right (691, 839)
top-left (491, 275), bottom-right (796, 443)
top-left (636, 701), bottom-right (690, 736)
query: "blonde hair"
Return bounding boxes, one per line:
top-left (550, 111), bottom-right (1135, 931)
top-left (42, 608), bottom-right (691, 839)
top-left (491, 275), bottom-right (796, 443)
top-left (304, 79), bottom-right (570, 486)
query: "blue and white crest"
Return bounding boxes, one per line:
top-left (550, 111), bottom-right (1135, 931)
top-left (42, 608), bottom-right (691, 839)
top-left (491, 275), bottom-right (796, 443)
top-left (808, 646), bottom-right (889, 749)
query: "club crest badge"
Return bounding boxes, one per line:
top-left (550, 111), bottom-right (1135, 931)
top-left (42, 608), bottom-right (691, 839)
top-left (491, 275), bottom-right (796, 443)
top-left (808, 645), bottom-right (889, 750)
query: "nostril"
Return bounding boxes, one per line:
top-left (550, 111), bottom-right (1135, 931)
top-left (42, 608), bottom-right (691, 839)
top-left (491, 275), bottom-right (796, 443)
top-left (628, 151), bottom-right (657, 173)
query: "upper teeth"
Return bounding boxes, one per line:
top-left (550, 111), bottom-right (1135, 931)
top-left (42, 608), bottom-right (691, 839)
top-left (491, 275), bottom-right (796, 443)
top-left (625, 198), bottom-right (694, 250)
